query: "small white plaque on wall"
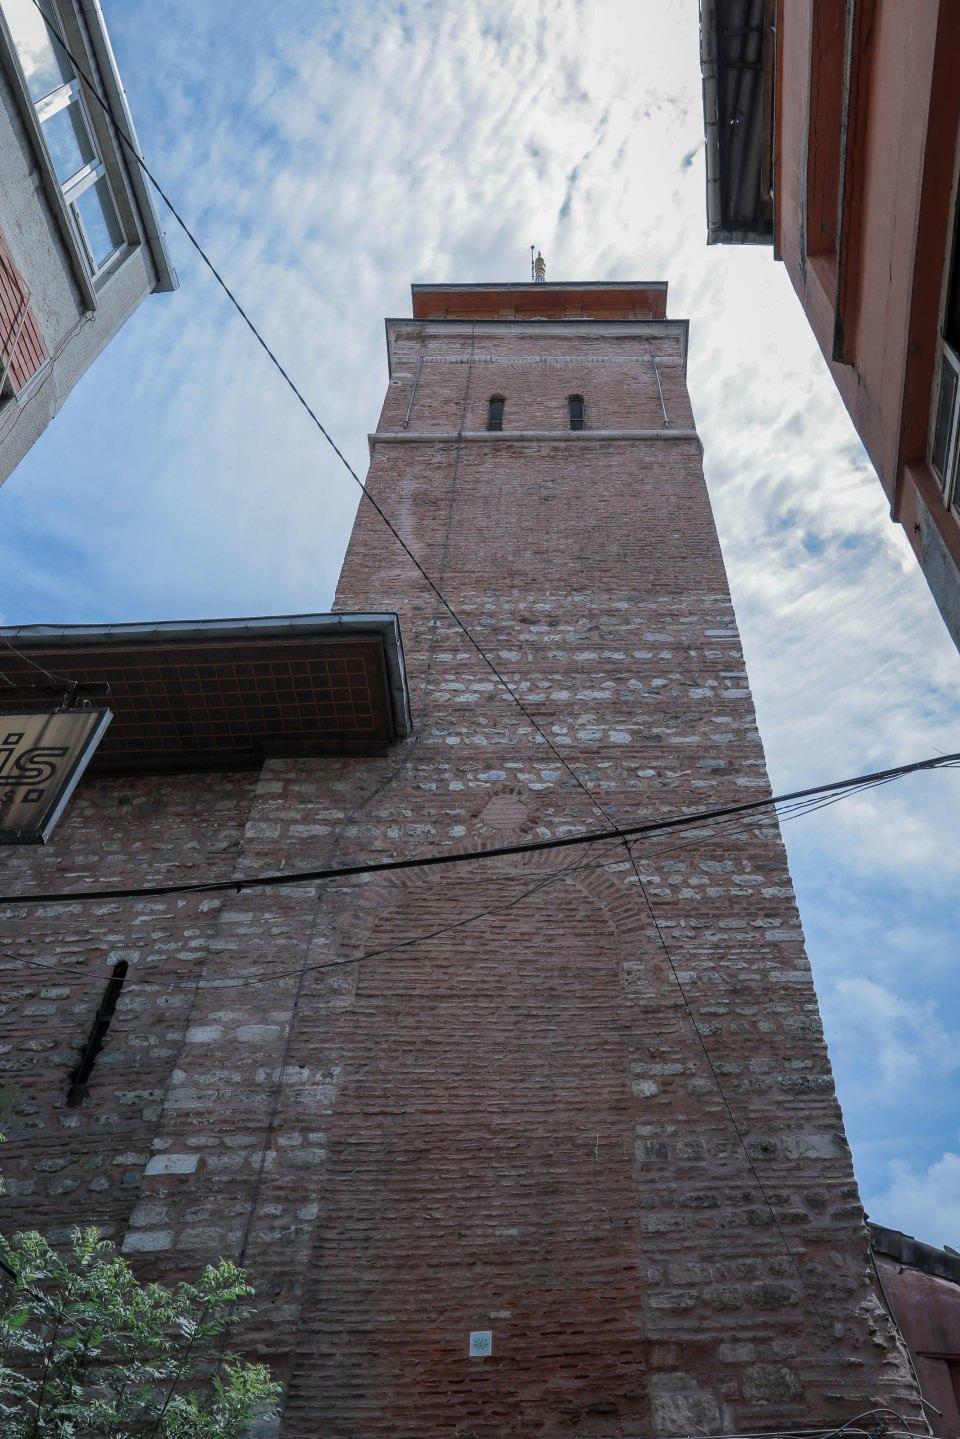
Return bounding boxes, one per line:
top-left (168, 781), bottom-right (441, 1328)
top-left (468, 1330), bottom-right (492, 1358)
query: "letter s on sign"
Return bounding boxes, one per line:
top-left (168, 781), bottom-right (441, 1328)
top-left (12, 745), bottom-right (69, 784)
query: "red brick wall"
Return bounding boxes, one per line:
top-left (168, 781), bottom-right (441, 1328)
top-left (0, 771), bottom-right (258, 1241)
top-left (0, 300), bottom-right (921, 1437)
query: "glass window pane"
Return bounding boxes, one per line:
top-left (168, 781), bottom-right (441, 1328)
top-left (41, 97), bottom-right (94, 185)
top-left (74, 175), bottom-right (123, 270)
top-left (1, 0), bottom-right (72, 102)
top-left (931, 358), bottom-right (958, 483)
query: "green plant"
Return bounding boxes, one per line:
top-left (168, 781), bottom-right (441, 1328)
top-left (0, 1227), bottom-right (280, 1437)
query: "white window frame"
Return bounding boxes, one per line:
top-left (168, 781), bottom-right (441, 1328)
top-left (1, 0), bottom-right (127, 283)
top-left (35, 74), bottom-right (121, 278)
top-left (929, 129), bottom-right (960, 517)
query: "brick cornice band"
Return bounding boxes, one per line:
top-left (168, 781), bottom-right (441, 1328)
top-left (369, 428), bottom-right (701, 446)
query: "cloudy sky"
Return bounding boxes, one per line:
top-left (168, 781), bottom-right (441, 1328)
top-left (2, 1), bottom-right (959, 1243)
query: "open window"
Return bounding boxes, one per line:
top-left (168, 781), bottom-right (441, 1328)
top-left (930, 181), bottom-right (960, 512)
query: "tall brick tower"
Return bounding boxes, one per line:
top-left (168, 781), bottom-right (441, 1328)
top-left (274, 278), bottom-right (919, 1432)
top-left (0, 280), bottom-right (922, 1437)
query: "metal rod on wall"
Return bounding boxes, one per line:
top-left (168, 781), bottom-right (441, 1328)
top-left (651, 355), bottom-right (670, 426)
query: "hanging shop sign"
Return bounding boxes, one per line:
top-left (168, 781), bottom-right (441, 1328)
top-left (0, 709), bottom-right (112, 844)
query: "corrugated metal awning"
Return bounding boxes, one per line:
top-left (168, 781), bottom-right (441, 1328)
top-left (700, 0), bottom-right (775, 245)
top-left (0, 613), bottom-right (412, 772)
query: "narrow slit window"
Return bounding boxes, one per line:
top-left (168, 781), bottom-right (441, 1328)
top-left (487, 395), bottom-right (505, 431)
top-left (568, 394), bottom-right (585, 430)
top-left (66, 960), bottom-right (127, 1106)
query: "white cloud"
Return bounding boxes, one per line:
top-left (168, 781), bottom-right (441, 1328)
top-left (866, 1152), bottom-right (960, 1247)
top-left (831, 977), bottom-right (960, 1093)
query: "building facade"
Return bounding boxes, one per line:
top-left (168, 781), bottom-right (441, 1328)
top-left (0, 0), bottom-right (176, 487)
top-left (0, 281), bottom-right (924, 1436)
top-left (699, 0), bottom-right (960, 653)
top-left (870, 1223), bottom-right (960, 1439)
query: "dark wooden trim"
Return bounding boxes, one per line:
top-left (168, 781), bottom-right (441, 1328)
top-left (832, 0), bottom-right (877, 366)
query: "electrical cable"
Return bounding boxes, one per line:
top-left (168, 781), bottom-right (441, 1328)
top-left (0, 770), bottom-right (902, 992)
top-left (0, 773), bottom-right (893, 1000)
top-left (0, 750), bottom-right (956, 910)
top-left (649, 1418), bottom-right (925, 1439)
top-left (830, 1410), bottom-right (929, 1434)
top-left (0, 757), bottom-right (888, 924)
top-left (4, 842), bottom-right (605, 992)
top-left (0, 311), bottom-right (92, 452)
top-left (0, 630), bottom-right (74, 689)
top-left (868, 1248), bottom-right (942, 1420)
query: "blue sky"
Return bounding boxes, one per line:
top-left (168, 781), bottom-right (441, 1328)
top-left (2, 1), bottom-right (959, 1242)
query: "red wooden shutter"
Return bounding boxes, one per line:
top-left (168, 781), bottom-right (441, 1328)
top-left (0, 230), bottom-right (48, 393)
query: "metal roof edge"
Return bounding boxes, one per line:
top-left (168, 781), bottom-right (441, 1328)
top-left (410, 281), bottom-right (668, 294)
top-left (698, 0), bottom-right (774, 249)
top-left (0, 612), bottom-right (413, 741)
top-left (386, 317), bottom-right (688, 333)
top-left (869, 1221), bottom-right (960, 1287)
top-left (699, 0), bottom-right (723, 244)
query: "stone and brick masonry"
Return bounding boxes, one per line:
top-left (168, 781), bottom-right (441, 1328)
top-left (0, 281), bottom-right (922, 1436)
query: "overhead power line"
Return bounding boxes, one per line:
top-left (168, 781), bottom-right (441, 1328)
top-left (8, 844), bottom-right (599, 990)
top-left (4, 769), bottom-right (898, 991)
top-left (1, 750), bottom-right (956, 910)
